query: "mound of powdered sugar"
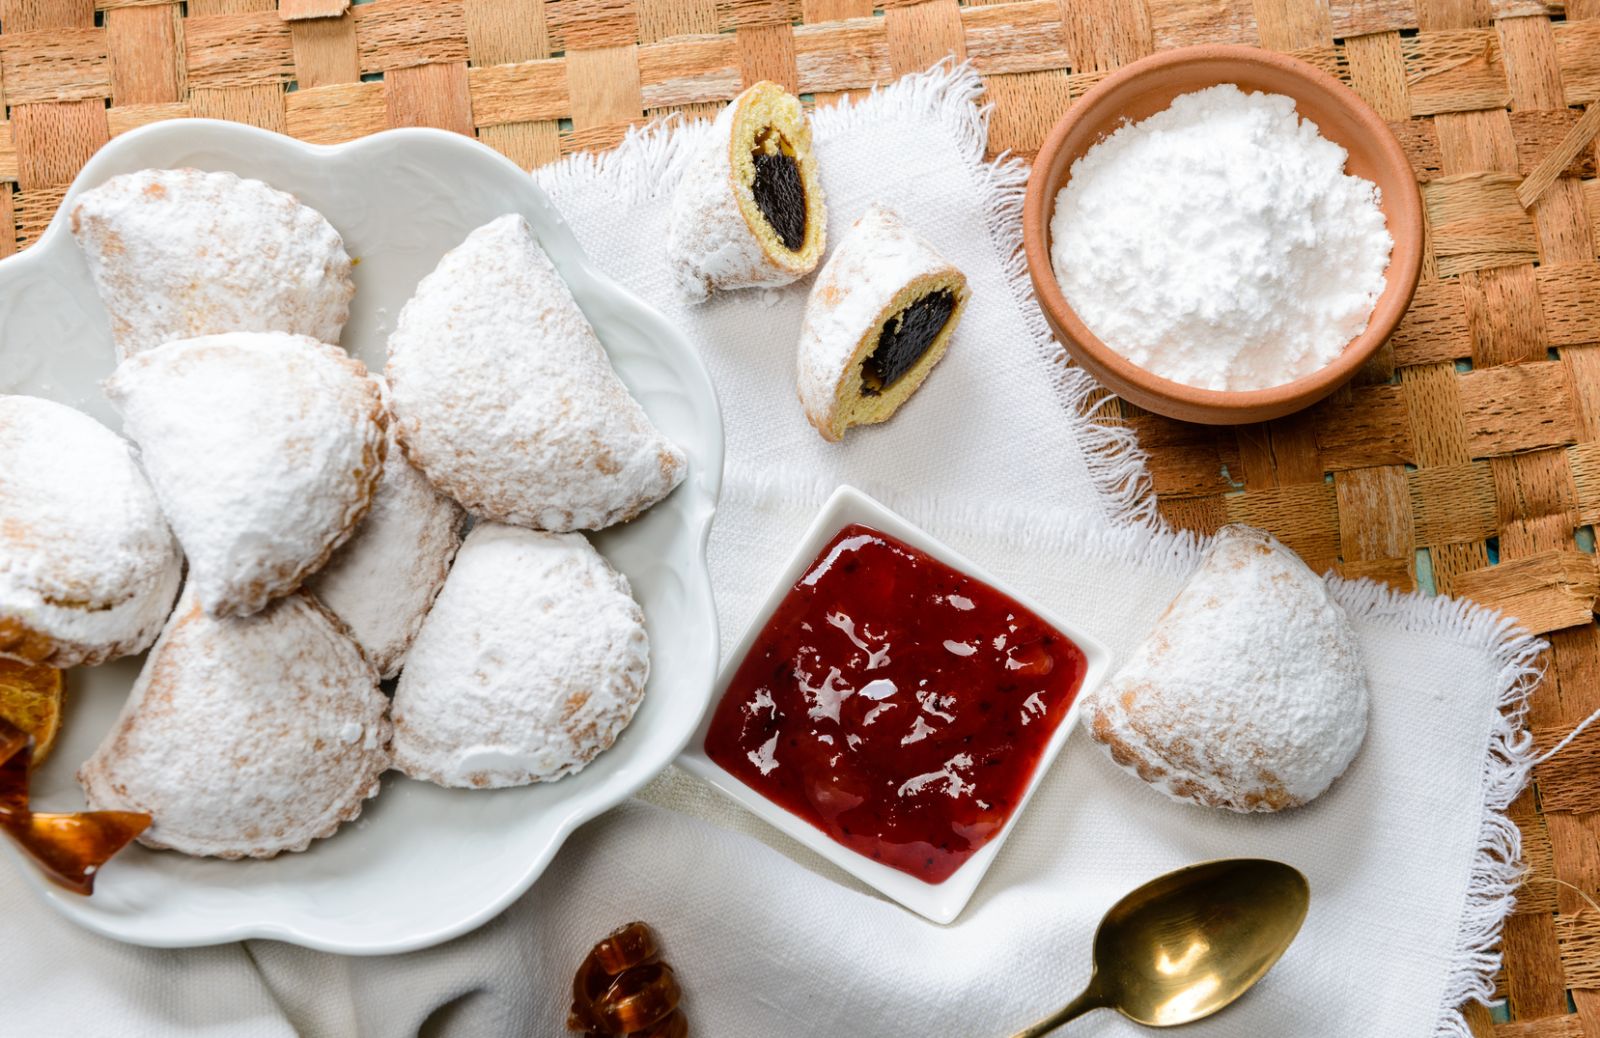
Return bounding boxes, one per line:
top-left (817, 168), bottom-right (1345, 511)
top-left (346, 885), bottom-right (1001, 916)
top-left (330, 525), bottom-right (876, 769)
top-left (1050, 85), bottom-right (1392, 392)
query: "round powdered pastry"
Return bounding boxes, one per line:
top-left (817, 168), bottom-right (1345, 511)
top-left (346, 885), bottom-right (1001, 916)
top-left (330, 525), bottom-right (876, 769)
top-left (77, 586), bottom-right (391, 859)
top-left (1080, 525), bottom-right (1369, 812)
top-left (797, 204), bottom-right (969, 442)
top-left (306, 377), bottom-right (466, 680)
top-left (391, 523), bottom-right (649, 789)
top-left (387, 214), bottom-right (686, 531)
top-left (666, 81), bottom-right (828, 302)
top-left (70, 168), bottom-right (355, 360)
top-left (0, 396), bottom-right (182, 667)
top-left (104, 332), bottom-right (386, 619)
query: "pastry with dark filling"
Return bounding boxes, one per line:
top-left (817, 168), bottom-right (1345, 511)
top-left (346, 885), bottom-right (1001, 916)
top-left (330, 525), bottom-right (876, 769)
top-left (796, 205), bottom-right (969, 441)
top-left (667, 81), bottom-right (827, 302)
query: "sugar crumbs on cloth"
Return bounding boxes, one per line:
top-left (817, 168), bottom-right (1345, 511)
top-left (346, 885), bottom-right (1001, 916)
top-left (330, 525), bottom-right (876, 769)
top-left (1049, 84), bottom-right (1393, 392)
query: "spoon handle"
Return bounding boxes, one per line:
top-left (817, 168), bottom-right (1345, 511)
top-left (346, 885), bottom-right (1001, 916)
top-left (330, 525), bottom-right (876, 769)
top-left (1008, 981), bottom-right (1106, 1037)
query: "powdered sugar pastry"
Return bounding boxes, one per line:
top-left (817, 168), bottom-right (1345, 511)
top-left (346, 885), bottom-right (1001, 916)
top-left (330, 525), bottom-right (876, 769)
top-left (387, 214), bottom-right (685, 531)
top-left (0, 396), bottom-right (181, 667)
top-left (391, 523), bottom-right (649, 789)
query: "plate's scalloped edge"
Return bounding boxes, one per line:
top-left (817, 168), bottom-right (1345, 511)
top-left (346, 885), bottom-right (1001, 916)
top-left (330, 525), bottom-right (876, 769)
top-left (11, 119), bottom-right (724, 955)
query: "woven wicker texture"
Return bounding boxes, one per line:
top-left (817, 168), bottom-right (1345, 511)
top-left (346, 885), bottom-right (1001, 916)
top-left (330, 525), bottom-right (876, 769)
top-left (1, 0), bottom-right (1596, 1031)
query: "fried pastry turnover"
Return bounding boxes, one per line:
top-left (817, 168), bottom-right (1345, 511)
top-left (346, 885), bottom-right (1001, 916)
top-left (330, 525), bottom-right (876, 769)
top-left (386, 214), bottom-right (685, 532)
top-left (104, 332), bottom-right (386, 619)
top-left (78, 587), bottom-right (391, 859)
top-left (0, 396), bottom-right (181, 667)
top-left (70, 168), bottom-right (354, 360)
top-left (306, 378), bottom-right (466, 679)
top-left (391, 523), bottom-right (649, 788)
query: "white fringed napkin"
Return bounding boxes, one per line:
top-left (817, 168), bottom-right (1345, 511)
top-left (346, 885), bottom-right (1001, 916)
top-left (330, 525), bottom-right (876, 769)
top-left (2, 64), bottom-right (1538, 1038)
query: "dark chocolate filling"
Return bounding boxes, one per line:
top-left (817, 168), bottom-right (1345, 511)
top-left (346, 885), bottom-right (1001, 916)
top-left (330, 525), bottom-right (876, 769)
top-left (862, 289), bottom-right (957, 395)
top-left (751, 135), bottom-right (807, 252)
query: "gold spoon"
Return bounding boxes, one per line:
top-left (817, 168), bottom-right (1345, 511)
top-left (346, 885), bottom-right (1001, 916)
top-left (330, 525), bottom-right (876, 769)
top-left (1009, 859), bottom-right (1309, 1036)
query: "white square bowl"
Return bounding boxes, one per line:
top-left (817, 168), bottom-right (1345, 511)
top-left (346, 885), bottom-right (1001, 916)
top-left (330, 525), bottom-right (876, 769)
top-left (677, 485), bottom-right (1111, 923)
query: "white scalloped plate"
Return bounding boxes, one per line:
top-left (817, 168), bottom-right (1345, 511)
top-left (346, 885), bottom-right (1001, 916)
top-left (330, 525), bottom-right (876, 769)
top-left (0, 121), bottom-right (723, 954)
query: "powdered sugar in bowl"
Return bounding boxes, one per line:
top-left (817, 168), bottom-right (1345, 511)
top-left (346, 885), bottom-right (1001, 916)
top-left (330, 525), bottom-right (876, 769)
top-left (1022, 45), bottom-right (1423, 425)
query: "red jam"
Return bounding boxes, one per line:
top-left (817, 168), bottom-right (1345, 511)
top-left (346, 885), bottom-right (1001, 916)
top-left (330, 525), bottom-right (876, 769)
top-left (705, 524), bottom-right (1087, 884)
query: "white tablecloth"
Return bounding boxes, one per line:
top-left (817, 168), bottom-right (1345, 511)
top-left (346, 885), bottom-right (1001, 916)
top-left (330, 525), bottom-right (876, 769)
top-left (5, 64), bottom-right (1536, 1038)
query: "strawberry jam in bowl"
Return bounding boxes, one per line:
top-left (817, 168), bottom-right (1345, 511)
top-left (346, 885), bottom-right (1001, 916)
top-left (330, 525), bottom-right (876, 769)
top-left (679, 486), bottom-right (1111, 922)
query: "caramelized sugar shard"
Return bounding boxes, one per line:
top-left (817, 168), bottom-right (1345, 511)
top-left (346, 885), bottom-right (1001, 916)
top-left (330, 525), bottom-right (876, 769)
top-left (0, 717), bottom-right (150, 895)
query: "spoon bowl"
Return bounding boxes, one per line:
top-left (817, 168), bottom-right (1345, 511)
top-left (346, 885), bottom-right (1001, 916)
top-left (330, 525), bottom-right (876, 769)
top-left (1011, 859), bottom-right (1309, 1035)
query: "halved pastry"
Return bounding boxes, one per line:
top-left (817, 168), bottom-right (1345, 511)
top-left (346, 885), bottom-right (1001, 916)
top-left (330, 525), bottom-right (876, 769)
top-left (0, 396), bottom-right (181, 667)
top-left (797, 205), bottom-right (969, 441)
top-left (306, 378), bottom-right (466, 679)
top-left (1080, 525), bottom-right (1369, 812)
top-left (667, 81), bottom-right (827, 302)
top-left (391, 523), bottom-right (649, 788)
top-left (104, 332), bottom-right (386, 619)
top-left (78, 587), bottom-right (390, 859)
top-left (387, 214), bottom-right (685, 531)
top-left (70, 168), bottom-right (354, 360)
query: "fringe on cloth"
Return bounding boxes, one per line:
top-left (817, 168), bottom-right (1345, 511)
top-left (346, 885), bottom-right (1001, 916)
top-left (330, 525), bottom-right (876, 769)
top-left (537, 61), bottom-right (1551, 1038)
top-left (1329, 580), bottom-right (1545, 1037)
top-left (534, 61), bottom-right (1160, 534)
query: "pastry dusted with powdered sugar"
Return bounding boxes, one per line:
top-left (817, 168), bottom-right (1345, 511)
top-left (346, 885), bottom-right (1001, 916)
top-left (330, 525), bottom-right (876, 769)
top-left (105, 331), bottom-right (386, 620)
top-left (391, 523), bottom-right (649, 789)
top-left (797, 204), bottom-right (968, 441)
top-left (1081, 525), bottom-right (1369, 812)
top-left (666, 81), bottom-right (828, 301)
top-left (307, 377), bottom-right (466, 680)
top-left (70, 168), bottom-right (354, 360)
top-left (386, 214), bottom-right (685, 531)
top-left (78, 586), bottom-right (391, 859)
top-left (0, 396), bottom-right (182, 667)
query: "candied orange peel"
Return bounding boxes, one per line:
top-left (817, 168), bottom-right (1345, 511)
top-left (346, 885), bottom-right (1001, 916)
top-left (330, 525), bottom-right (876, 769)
top-left (0, 658), bottom-right (64, 765)
top-left (0, 715), bottom-right (149, 895)
top-left (569, 921), bottom-right (688, 1038)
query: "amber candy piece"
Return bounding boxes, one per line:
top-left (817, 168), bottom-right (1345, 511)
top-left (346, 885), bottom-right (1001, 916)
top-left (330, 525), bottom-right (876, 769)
top-left (569, 921), bottom-right (687, 1037)
top-left (0, 716), bottom-right (150, 895)
top-left (594, 920), bottom-right (659, 974)
top-left (591, 963), bottom-right (680, 1035)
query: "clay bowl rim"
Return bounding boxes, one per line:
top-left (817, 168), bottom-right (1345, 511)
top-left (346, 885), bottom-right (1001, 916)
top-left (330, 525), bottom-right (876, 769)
top-left (1021, 44), bottom-right (1425, 425)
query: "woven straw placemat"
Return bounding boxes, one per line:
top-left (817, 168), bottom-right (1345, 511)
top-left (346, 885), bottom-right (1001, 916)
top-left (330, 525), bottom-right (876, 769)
top-left (2, 0), bottom-right (1597, 1032)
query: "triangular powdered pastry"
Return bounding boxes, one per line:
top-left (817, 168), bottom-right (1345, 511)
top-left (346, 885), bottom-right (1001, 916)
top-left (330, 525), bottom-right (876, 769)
top-left (1080, 525), bottom-right (1369, 812)
top-left (78, 587), bottom-right (391, 859)
top-left (391, 523), bottom-right (649, 789)
top-left (306, 378), bottom-right (466, 680)
top-left (70, 168), bottom-right (354, 360)
top-left (386, 214), bottom-right (686, 532)
top-left (0, 396), bottom-right (181, 667)
top-left (104, 332), bottom-right (386, 619)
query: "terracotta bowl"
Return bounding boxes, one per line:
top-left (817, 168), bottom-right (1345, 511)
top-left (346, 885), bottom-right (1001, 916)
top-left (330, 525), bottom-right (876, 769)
top-left (1022, 45), bottom-right (1424, 426)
